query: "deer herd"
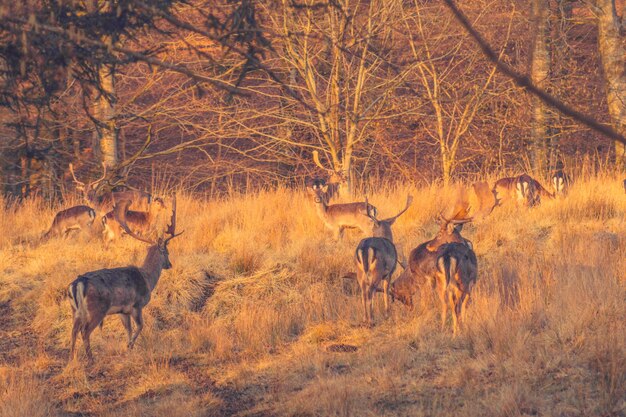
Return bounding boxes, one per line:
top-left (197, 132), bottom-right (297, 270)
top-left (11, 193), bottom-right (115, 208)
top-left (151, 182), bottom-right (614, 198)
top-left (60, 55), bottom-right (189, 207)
top-left (36, 163), bottom-right (618, 363)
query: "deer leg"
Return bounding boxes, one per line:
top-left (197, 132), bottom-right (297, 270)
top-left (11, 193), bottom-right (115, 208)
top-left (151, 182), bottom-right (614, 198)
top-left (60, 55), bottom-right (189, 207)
top-left (120, 314), bottom-right (133, 348)
top-left (69, 317), bottom-right (81, 362)
top-left (449, 291), bottom-right (459, 335)
top-left (81, 319), bottom-right (101, 363)
top-left (460, 292), bottom-right (470, 324)
top-left (128, 308), bottom-right (144, 349)
top-left (382, 279), bottom-right (390, 316)
top-left (367, 286), bottom-right (375, 326)
top-left (360, 280), bottom-right (369, 325)
top-left (437, 286), bottom-right (447, 331)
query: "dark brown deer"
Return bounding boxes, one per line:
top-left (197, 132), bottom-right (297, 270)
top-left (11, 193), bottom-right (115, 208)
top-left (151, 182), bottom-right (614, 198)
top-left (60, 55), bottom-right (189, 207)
top-left (435, 242), bottom-right (478, 334)
top-left (354, 196), bottom-right (412, 325)
top-left (70, 163), bottom-right (153, 212)
top-left (101, 197), bottom-right (168, 243)
top-left (67, 195), bottom-right (181, 363)
top-left (42, 205), bottom-right (96, 240)
top-left (389, 213), bottom-right (472, 310)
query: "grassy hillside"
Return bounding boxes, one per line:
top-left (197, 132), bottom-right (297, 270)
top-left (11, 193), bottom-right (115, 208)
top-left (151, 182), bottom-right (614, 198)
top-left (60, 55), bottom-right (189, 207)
top-left (0, 176), bottom-right (625, 416)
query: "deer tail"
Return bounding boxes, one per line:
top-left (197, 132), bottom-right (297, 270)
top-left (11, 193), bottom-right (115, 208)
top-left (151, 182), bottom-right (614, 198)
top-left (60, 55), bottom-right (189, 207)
top-left (68, 278), bottom-right (88, 318)
top-left (437, 253), bottom-right (458, 289)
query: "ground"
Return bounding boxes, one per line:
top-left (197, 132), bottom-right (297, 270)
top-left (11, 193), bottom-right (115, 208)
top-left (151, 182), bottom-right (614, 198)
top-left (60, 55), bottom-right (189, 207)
top-left (0, 175), bottom-right (624, 416)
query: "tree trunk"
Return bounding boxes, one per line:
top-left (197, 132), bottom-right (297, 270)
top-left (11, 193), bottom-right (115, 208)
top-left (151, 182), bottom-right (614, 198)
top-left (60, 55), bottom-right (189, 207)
top-left (530, 0), bottom-right (552, 175)
top-left (97, 63), bottom-right (118, 168)
top-left (597, 0), bottom-right (626, 168)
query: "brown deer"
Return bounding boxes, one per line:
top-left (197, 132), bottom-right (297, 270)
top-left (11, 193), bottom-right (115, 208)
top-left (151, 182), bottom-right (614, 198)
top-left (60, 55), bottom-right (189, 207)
top-left (308, 184), bottom-right (377, 239)
top-left (551, 170), bottom-right (570, 197)
top-left (354, 196), bottom-right (412, 325)
top-left (101, 197), bottom-right (168, 243)
top-left (312, 150), bottom-right (348, 202)
top-left (42, 205), bottom-right (96, 240)
top-left (389, 213), bottom-right (472, 311)
top-left (67, 195), bottom-right (181, 363)
top-left (70, 163), bottom-right (153, 212)
top-left (435, 242), bottom-right (478, 334)
top-left (493, 173), bottom-right (540, 207)
top-left (445, 181), bottom-right (496, 221)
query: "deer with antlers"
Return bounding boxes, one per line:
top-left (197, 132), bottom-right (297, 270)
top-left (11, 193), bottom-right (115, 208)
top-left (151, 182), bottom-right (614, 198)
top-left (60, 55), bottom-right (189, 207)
top-left (354, 196), bottom-right (412, 325)
top-left (312, 150), bottom-right (348, 202)
top-left (101, 197), bottom-right (168, 244)
top-left (69, 162), bottom-right (153, 213)
top-left (308, 183), bottom-right (378, 240)
top-left (42, 205), bottom-right (97, 241)
top-left (67, 195), bottom-right (182, 363)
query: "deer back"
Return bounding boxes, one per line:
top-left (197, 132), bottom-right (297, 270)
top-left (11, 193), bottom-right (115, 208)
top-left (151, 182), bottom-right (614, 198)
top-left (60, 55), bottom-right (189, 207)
top-left (355, 237), bottom-right (397, 276)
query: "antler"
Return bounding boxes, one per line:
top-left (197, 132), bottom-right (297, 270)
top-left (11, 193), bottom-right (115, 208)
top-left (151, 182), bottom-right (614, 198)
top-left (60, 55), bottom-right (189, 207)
top-left (114, 199), bottom-right (155, 245)
top-left (69, 163), bottom-right (85, 186)
top-left (164, 194), bottom-right (183, 244)
top-left (89, 163), bottom-right (108, 190)
top-left (312, 150), bottom-right (333, 173)
top-left (438, 210), bottom-right (473, 225)
top-left (382, 195), bottom-right (413, 223)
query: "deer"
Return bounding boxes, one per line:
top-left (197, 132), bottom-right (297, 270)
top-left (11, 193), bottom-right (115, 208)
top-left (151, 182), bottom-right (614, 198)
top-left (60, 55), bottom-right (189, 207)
top-left (551, 171), bottom-right (570, 197)
top-left (70, 162), bottom-right (153, 213)
top-left (493, 173), bottom-right (540, 207)
top-left (67, 195), bottom-right (182, 363)
top-left (389, 212), bottom-right (473, 312)
top-left (312, 150), bottom-right (348, 202)
top-left (445, 181), bottom-right (496, 222)
top-left (354, 195), bottom-right (412, 325)
top-left (101, 197), bottom-right (168, 244)
top-left (308, 184), bottom-right (378, 239)
top-left (434, 242), bottom-right (478, 334)
top-left (42, 205), bottom-right (97, 240)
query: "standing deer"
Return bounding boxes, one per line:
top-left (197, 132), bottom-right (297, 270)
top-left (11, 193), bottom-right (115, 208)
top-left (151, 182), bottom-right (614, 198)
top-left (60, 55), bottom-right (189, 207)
top-left (101, 197), bottom-right (168, 244)
top-left (309, 184), bottom-right (377, 239)
top-left (551, 171), bottom-right (570, 197)
top-left (70, 163), bottom-right (153, 212)
top-left (67, 195), bottom-right (181, 363)
top-left (445, 181), bottom-right (496, 222)
top-left (435, 242), bottom-right (478, 334)
top-left (42, 205), bottom-right (96, 240)
top-left (389, 213), bottom-right (473, 311)
top-left (312, 150), bottom-right (348, 202)
top-left (354, 196), bottom-right (412, 325)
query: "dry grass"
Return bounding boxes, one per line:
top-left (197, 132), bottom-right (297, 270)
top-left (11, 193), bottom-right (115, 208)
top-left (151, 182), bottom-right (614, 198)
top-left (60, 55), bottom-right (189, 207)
top-left (0, 175), bottom-right (625, 416)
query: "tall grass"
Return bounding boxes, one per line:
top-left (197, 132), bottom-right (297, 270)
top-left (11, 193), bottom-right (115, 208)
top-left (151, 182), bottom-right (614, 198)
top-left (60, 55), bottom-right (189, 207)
top-left (0, 175), bottom-right (624, 416)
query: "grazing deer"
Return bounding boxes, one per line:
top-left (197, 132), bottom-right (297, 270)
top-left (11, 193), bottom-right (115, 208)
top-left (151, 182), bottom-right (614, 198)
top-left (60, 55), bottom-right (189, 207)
top-left (446, 181), bottom-right (496, 221)
top-left (354, 196), bottom-right (412, 325)
top-left (493, 173), bottom-right (540, 207)
top-left (308, 185), bottom-right (377, 239)
top-left (389, 213), bottom-right (473, 311)
top-left (42, 205), bottom-right (96, 240)
top-left (551, 171), bottom-right (570, 197)
top-left (67, 195), bottom-right (181, 363)
top-left (70, 163), bottom-right (153, 212)
top-left (435, 242), bottom-right (477, 334)
top-left (101, 198), bottom-right (167, 243)
top-left (312, 150), bottom-right (347, 202)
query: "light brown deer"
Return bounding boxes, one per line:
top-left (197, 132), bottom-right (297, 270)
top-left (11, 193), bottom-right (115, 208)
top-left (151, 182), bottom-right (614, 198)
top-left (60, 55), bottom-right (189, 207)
top-left (435, 242), bottom-right (478, 334)
top-left (309, 185), bottom-right (377, 239)
top-left (354, 196), bottom-right (412, 325)
top-left (70, 163), bottom-right (153, 212)
top-left (445, 181), bottom-right (496, 221)
top-left (493, 173), bottom-right (539, 207)
top-left (101, 197), bottom-right (168, 243)
top-left (42, 205), bottom-right (96, 240)
top-left (67, 195), bottom-right (181, 363)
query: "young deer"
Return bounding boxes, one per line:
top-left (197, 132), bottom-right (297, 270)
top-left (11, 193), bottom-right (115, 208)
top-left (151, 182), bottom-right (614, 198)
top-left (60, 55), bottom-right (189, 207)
top-left (42, 205), bottom-right (97, 240)
top-left (67, 195), bottom-right (182, 363)
top-left (354, 196), bottom-right (412, 325)
top-left (309, 185), bottom-right (377, 239)
top-left (390, 213), bottom-right (472, 310)
top-left (101, 197), bottom-right (167, 243)
top-left (435, 242), bottom-right (478, 334)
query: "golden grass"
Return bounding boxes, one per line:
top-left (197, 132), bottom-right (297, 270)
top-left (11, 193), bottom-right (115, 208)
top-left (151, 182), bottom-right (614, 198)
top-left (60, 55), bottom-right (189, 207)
top-left (0, 175), bottom-right (625, 416)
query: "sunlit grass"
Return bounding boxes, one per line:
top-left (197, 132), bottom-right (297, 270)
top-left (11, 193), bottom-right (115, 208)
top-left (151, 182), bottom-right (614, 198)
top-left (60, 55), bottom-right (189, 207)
top-left (0, 175), bottom-right (624, 416)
